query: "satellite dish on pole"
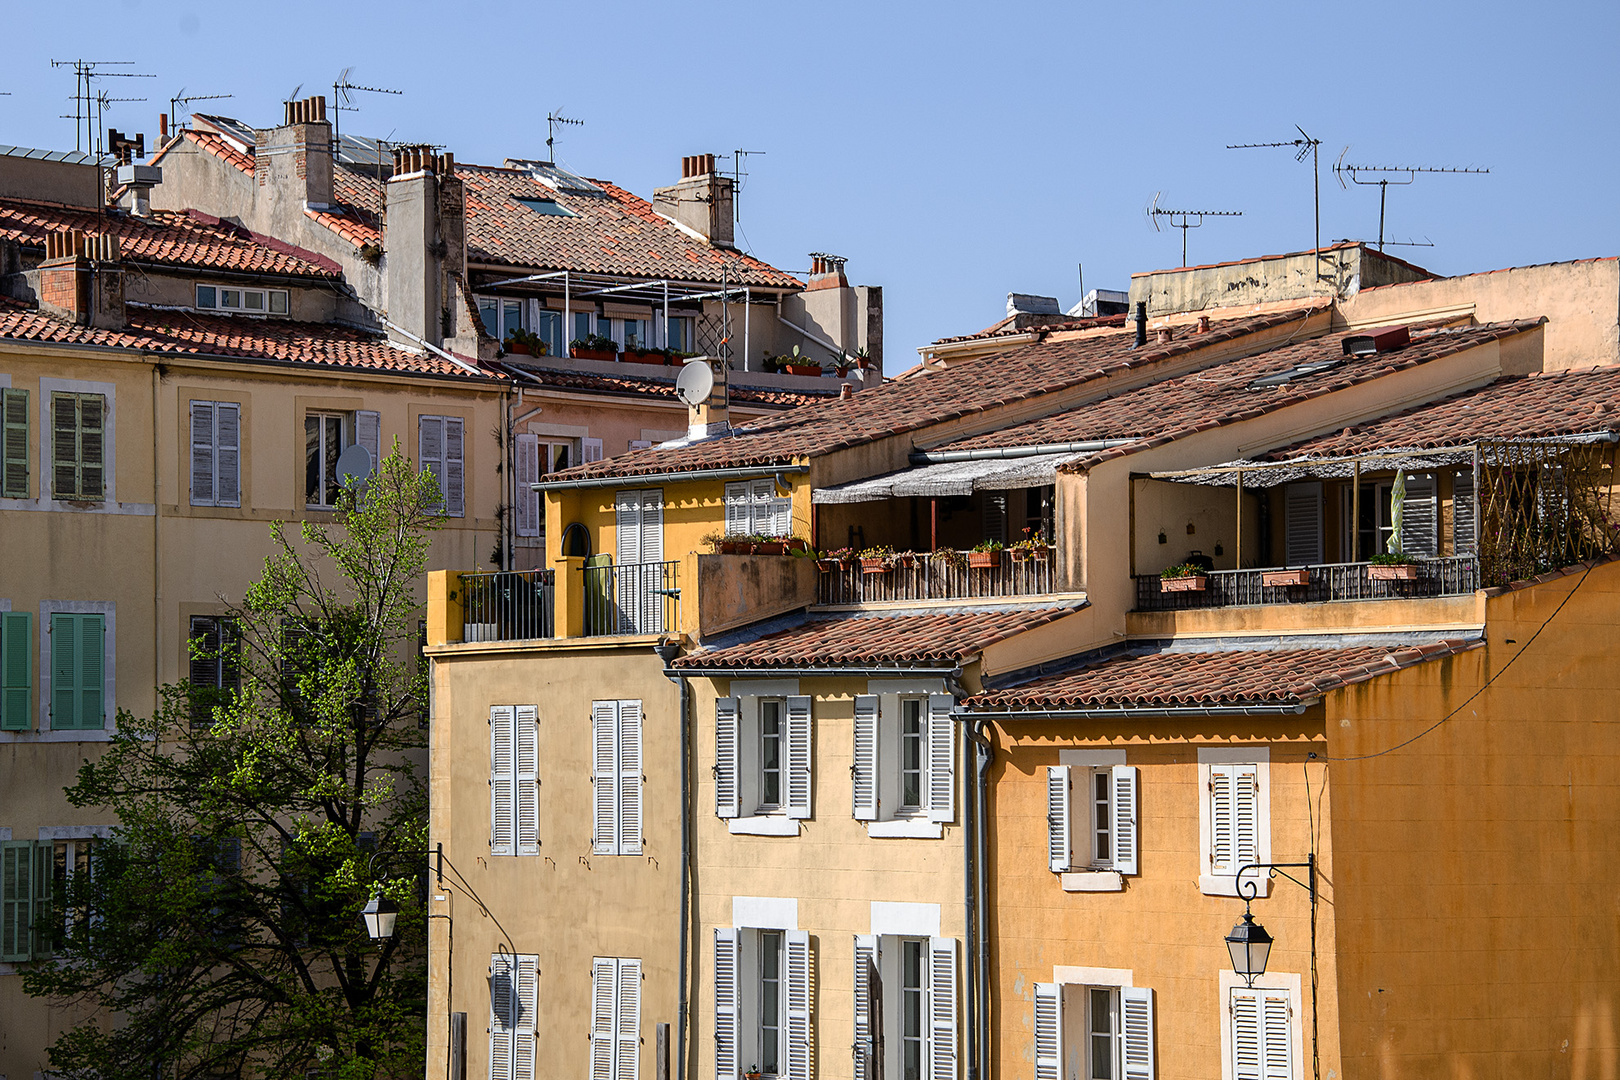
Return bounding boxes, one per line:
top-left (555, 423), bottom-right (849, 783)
top-left (675, 359), bottom-right (715, 406)
top-left (336, 444), bottom-right (373, 490)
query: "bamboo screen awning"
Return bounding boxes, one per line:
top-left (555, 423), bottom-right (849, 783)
top-left (813, 452), bottom-right (1076, 504)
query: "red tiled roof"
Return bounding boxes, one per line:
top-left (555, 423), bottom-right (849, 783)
top-left (932, 313), bottom-right (1127, 345)
top-left (458, 165), bottom-right (800, 289)
top-left (507, 363), bottom-right (835, 410)
top-left (1268, 363), bottom-right (1620, 458)
top-left (931, 321), bottom-right (1542, 469)
top-left (546, 309), bottom-right (1312, 483)
top-left (965, 639), bottom-right (1481, 711)
top-left (310, 165), bottom-right (385, 247)
top-left (0, 198), bottom-right (341, 279)
top-left (180, 129), bottom-right (254, 174)
top-left (673, 604), bottom-right (1082, 670)
top-left (0, 297), bottom-right (496, 381)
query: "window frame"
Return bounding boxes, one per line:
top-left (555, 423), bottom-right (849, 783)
top-left (50, 391), bottom-right (105, 502)
top-left (1047, 752), bottom-right (1138, 888)
top-left (715, 687), bottom-right (812, 833)
top-left (724, 478), bottom-right (791, 538)
top-left (854, 688), bottom-right (955, 835)
top-left (304, 410), bottom-right (349, 509)
top-left (49, 611), bottom-right (106, 731)
top-left (1035, 977), bottom-right (1155, 1080)
top-left (189, 400), bottom-right (242, 508)
top-left (187, 614), bottom-right (240, 729)
top-left (855, 932), bottom-right (960, 1080)
top-left (196, 283), bottom-right (289, 315)
top-left (1198, 748), bottom-right (1271, 898)
top-left (590, 956), bottom-right (642, 1080)
top-left (418, 414), bottom-right (466, 518)
top-left (590, 699), bottom-right (643, 857)
top-left (1218, 970), bottom-right (1301, 1080)
top-left (489, 952), bottom-right (539, 1080)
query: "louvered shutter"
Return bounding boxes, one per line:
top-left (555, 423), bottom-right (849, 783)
top-left (618, 700), bottom-right (643, 855)
top-left (490, 953), bottom-right (516, 1080)
top-left (724, 482), bottom-right (749, 537)
top-left (79, 394), bottom-right (104, 499)
top-left (1209, 763), bottom-right (1235, 875)
top-left (1, 841), bottom-right (33, 961)
top-left (593, 701), bottom-right (620, 854)
top-left (785, 695), bottom-right (813, 819)
top-left (1401, 474), bottom-right (1438, 558)
top-left (419, 416), bottom-right (445, 511)
top-left (713, 929), bottom-right (741, 1080)
top-left (515, 434), bottom-right (540, 537)
top-left (714, 697), bottom-right (740, 818)
top-left (29, 842), bottom-right (50, 958)
top-left (1, 612), bottom-right (31, 731)
top-left (515, 705), bottom-right (540, 856)
top-left (514, 954), bottom-right (538, 1080)
top-left (853, 935), bottom-right (878, 1080)
top-left (50, 614), bottom-right (75, 729)
top-left (852, 695), bottom-right (879, 821)
top-left (1, 388), bottom-right (27, 499)
top-left (489, 705), bottom-right (515, 856)
top-left (1047, 766), bottom-right (1073, 873)
top-left (590, 957), bottom-right (617, 1080)
top-left (216, 403), bottom-right (241, 507)
top-left (1283, 482), bottom-right (1322, 565)
top-left (928, 937), bottom-right (958, 1080)
top-left (639, 489), bottom-right (663, 563)
top-left (927, 693), bottom-right (955, 823)
top-left (1260, 991), bottom-right (1293, 1080)
top-left (1122, 986), bottom-right (1154, 1080)
top-left (189, 616), bottom-right (220, 727)
top-left (616, 958), bottom-right (641, 1080)
top-left (1453, 469), bottom-right (1477, 555)
top-left (77, 615), bottom-right (103, 729)
top-left (1033, 982), bottom-right (1063, 1080)
top-left (355, 410), bottom-right (380, 472)
top-left (982, 492), bottom-right (1006, 544)
top-left (1233, 763), bottom-right (1260, 871)
top-left (616, 491), bottom-right (642, 565)
top-left (784, 930), bottom-right (812, 1080)
top-left (51, 393), bottom-right (77, 499)
top-left (444, 417), bottom-right (465, 517)
top-left (190, 401), bottom-right (215, 506)
top-left (582, 438), bottom-right (604, 463)
top-left (1111, 765), bottom-right (1139, 876)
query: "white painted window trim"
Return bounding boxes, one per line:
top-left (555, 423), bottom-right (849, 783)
top-left (869, 901), bottom-right (940, 938)
top-left (728, 815), bottom-right (800, 837)
top-left (1060, 749), bottom-right (1127, 768)
top-left (37, 825), bottom-right (113, 840)
top-left (1049, 750), bottom-right (1136, 886)
top-left (1198, 747), bottom-right (1271, 898)
top-left (1061, 871), bottom-right (1124, 893)
top-left (1052, 965), bottom-right (1134, 988)
top-left (863, 679), bottom-right (954, 838)
top-left (867, 818), bottom-right (943, 840)
top-left (724, 680), bottom-right (807, 834)
top-left (733, 895), bottom-right (798, 931)
top-left (1218, 969), bottom-right (1303, 1080)
top-left (3, 599), bottom-right (117, 743)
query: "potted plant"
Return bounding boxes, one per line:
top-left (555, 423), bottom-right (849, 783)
top-left (751, 533), bottom-right (788, 556)
top-left (784, 536), bottom-right (811, 554)
top-left (817, 546), bottom-right (854, 572)
top-left (1159, 563), bottom-right (1208, 592)
top-left (1262, 567), bottom-right (1311, 587)
top-left (623, 344), bottom-right (669, 366)
top-left (1367, 553), bottom-right (1420, 581)
top-left (1009, 527), bottom-right (1052, 562)
top-left (854, 346), bottom-right (872, 371)
top-left (783, 346), bottom-right (823, 378)
top-left (745, 1067), bottom-right (763, 1080)
top-left (859, 544), bottom-right (895, 573)
top-left (895, 550), bottom-right (917, 569)
top-left (931, 546), bottom-right (967, 570)
top-left (968, 540), bottom-right (1004, 568)
top-left (570, 334), bottom-right (618, 362)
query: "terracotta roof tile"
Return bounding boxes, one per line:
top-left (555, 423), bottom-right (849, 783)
top-left (933, 313), bottom-right (1128, 345)
top-left (673, 604), bottom-right (1081, 670)
top-left (180, 129), bottom-right (254, 174)
top-left (507, 362), bottom-right (835, 410)
top-left (966, 639), bottom-right (1482, 711)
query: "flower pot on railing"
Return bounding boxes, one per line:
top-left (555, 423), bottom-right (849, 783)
top-left (895, 553), bottom-right (916, 569)
top-left (571, 347), bottom-right (617, 362)
top-left (718, 539), bottom-right (749, 555)
top-left (1160, 575), bottom-right (1207, 593)
top-left (861, 557), bottom-right (893, 574)
top-left (1262, 569), bottom-right (1311, 587)
top-left (622, 349), bottom-right (669, 366)
top-left (968, 551), bottom-right (1002, 569)
top-left (815, 558), bottom-right (840, 573)
top-left (1368, 563), bottom-right (1420, 581)
top-left (785, 364), bottom-right (823, 377)
top-left (753, 540), bottom-right (787, 556)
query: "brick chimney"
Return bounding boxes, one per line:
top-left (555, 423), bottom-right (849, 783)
top-left (652, 154), bottom-right (734, 248)
top-left (384, 145), bottom-right (467, 350)
top-left (37, 229), bottom-right (124, 330)
top-left (256, 96), bottom-right (333, 210)
top-left (807, 253), bottom-right (849, 292)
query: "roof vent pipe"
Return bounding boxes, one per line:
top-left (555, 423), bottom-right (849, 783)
top-left (1133, 301), bottom-right (1147, 348)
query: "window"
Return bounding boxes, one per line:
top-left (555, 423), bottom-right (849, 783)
top-left (1, 611), bottom-right (31, 731)
top-left (1033, 982), bottom-right (1155, 1080)
top-left (190, 401), bottom-right (241, 507)
top-left (715, 694), bottom-right (812, 827)
top-left (52, 392), bottom-right (104, 501)
top-left (613, 489), bottom-right (666, 633)
top-left (197, 284), bottom-right (288, 315)
top-left (515, 436), bottom-right (577, 538)
top-left (1046, 762), bottom-right (1138, 881)
top-left (53, 837), bottom-right (96, 945)
top-left (477, 296), bottom-right (528, 345)
top-left (489, 705), bottom-right (540, 857)
top-left (1200, 750), bottom-right (1270, 897)
top-left (3, 386), bottom-right (28, 498)
top-left (0, 840), bottom-right (53, 961)
top-left (1345, 474), bottom-right (1438, 560)
top-left (590, 957), bottom-right (641, 1080)
top-left (591, 700), bottom-right (643, 856)
top-left (418, 415), bottom-right (465, 517)
top-left (50, 613), bottom-right (105, 730)
top-left (854, 935), bottom-right (958, 1080)
top-left (187, 615), bottom-right (240, 728)
top-left (714, 927), bottom-right (812, 1080)
top-left (514, 196), bottom-right (576, 218)
top-left (489, 952), bottom-right (538, 1080)
top-left (1229, 986), bottom-right (1293, 1080)
top-left (852, 693), bottom-right (955, 831)
top-left (305, 409), bottom-right (379, 509)
top-left (724, 479), bottom-right (790, 538)
top-left (665, 316), bottom-right (693, 354)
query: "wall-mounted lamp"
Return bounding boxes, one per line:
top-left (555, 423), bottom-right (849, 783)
top-left (1223, 857), bottom-right (1316, 987)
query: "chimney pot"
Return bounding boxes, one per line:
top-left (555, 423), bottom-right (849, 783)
top-left (1196, 315), bottom-right (1211, 334)
top-left (1156, 327), bottom-right (1173, 344)
top-left (1133, 302), bottom-right (1147, 348)
top-left (840, 382), bottom-right (853, 400)
top-left (159, 112), bottom-right (169, 140)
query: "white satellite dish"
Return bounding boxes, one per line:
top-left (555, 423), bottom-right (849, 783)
top-left (336, 443), bottom-right (373, 489)
top-left (675, 359), bottom-right (715, 406)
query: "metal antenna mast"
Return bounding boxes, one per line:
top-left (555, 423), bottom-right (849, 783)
top-left (1147, 192), bottom-right (1243, 267)
top-left (546, 112), bottom-right (583, 164)
top-left (332, 69), bottom-right (403, 159)
top-left (94, 90), bottom-right (147, 155)
top-left (51, 59), bottom-right (154, 153)
top-left (730, 148), bottom-right (765, 225)
top-left (1228, 124), bottom-right (1324, 267)
top-left (168, 88), bottom-right (233, 131)
top-left (1333, 151), bottom-right (1489, 252)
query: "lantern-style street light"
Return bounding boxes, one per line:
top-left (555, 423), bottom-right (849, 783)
top-left (1224, 858), bottom-right (1315, 987)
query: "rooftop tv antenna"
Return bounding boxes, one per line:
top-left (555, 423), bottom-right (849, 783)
top-left (1147, 192), bottom-right (1243, 267)
top-left (94, 90), bottom-right (147, 154)
top-left (1333, 150), bottom-right (1489, 252)
top-left (546, 112), bottom-right (583, 164)
top-left (332, 68), bottom-right (403, 157)
top-left (1334, 236), bottom-right (1436, 249)
top-left (51, 59), bottom-right (154, 153)
top-left (731, 148), bottom-right (765, 226)
top-left (168, 88), bottom-right (233, 131)
top-left (1228, 124), bottom-right (1324, 267)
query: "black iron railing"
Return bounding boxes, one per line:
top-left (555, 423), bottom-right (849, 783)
top-left (460, 570), bottom-right (555, 642)
top-left (817, 554), bottom-right (1059, 605)
top-left (581, 560), bottom-right (680, 636)
top-left (1133, 556), bottom-right (1480, 612)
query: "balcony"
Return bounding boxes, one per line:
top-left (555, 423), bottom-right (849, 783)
top-left (817, 552), bottom-right (1061, 606)
top-left (459, 570), bottom-right (555, 641)
top-left (1133, 556), bottom-right (1479, 612)
top-left (581, 560), bottom-right (681, 636)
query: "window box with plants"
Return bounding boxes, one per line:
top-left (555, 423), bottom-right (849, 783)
top-left (1366, 554), bottom-right (1420, 580)
top-left (622, 346), bottom-right (670, 366)
top-left (859, 545), bottom-right (895, 573)
top-left (570, 334), bottom-right (618, 362)
top-left (772, 345), bottom-right (824, 377)
top-left (1261, 568), bottom-right (1311, 587)
top-left (816, 546), bottom-right (855, 572)
top-left (1159, 564), bottom-right (1207, 592)
top-left (968, 540), bottom-right (1004, 569)
top-left (502, 328), bottom-right (549, 357)
top-left (1009, 529), bottom-right (1053, 562)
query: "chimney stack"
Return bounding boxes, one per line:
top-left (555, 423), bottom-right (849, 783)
top-left (38, 229), bottom-right (124, 329)
top-left (652, 153), bottom-right (734, 248)
top-left (257, 95), bottom-right (333, 210)
top-left (116, 163), bottom-right (163, 218)
top-left (385, 144), bottom-right (466, 351)
top-left (807, 253), bottom-right (849, 292)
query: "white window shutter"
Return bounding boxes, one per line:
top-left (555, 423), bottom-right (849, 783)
top-left (723, 482), bottom-right (749, 537)
top-left (590, 957), bottom-right (616, 1080)
top-left (515, 434), bottom-right (540, 537)
top-left (714, 697), bottom-right (740, 819)
top-left (750, 479), bottom-right (774, 536)
top-left (927, 693), bottom-right (955, 823)
top-left (1231, 989), bottom-right (1260, 1080)
top-left (928, 937), bottom-right (958, 1080)
top-left (784, 930), bottom-right (813, 1080)
top-left (713, 929), bottom-right (741, 1080)
top-left (583, 437), bottom-right (604, 463)
top-left (419, 416), bottom-right (445, 512)
top-left (1121, 986), bottom-right (1154, 1080)
top-left (1233, 764), bottom-right (1261, 875)
top-left (1033, 982), bottom-right (1063, 1080)
top-left (1284, 482), bottom-right (1323, 565)
top-left (785, 695), bottom-right (813, 819)
top-left (615, 958), bottom-right (641, 1080)
top-left (355, 409), bottom-right (380, 471)
top-left (1210, 763), bottom-right (1235, 875)
top-left (618, 700), bottom-right (643, 855)
top-left (190, 401), bottom-right (215, 506)
top-left (770, 493), bottom-right (791, 538)
top-left (216, 403), bottom-right (240, 507)
top-left (489, 706), bottom-right (515, 857)
top-left (1401, 473), bottom-right (1438, 558)
top-left (514, 954), bottom-right (538, 1080)
top-left (639, 489), bottom-right (663, 564)
top-left (1261, 991), bottom-right (1293, 1080)
top-left (853, 935), bottom-right (878, 1080)
top-left (515, 705), bottom-right (540, 856)
top-left (616, 491), bottom-right (642, 566)
top-left (444, 417), bottom-right (465, 517)
top-left (852, 695), bottom-right (879, 821)
top-left (592, 701), bottom-right (620, 855)
top-left (1046, 766), bottom-right (1073, 873)
top-left (1231, 987), bottom-right (1292, 1080)
top-left (490, 953), bottom-right (516, 1080)
top-left (1111, 765), bottom-right (1139, 876)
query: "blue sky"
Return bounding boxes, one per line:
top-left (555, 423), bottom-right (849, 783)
top-left (6, 0), bottom-right (1617, 360)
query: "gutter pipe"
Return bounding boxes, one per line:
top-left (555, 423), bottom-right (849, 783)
top-left (664, 665), bottom-right (962, 680)
top-left (973, 719), bottom-right (992, 1080)
top-left (908, 439), bottom-right (1140, 466)
top-left (777, 313), bottom-right (849, 360)
top-left (964, 701), bottom-right (1311, 720)
top-left (534, 463), bottom-right (809, 493)
top-left (654, 643), bottom-right (692, 1080)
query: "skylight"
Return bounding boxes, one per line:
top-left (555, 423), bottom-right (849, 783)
top-left (515, 197), bottom-right (576, 218)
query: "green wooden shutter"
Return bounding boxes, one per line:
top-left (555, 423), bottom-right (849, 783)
top-left (50, 614), bottom-right (104, 730)
top-left (1, 611), bottom-right (32, 731)
top-left (78, 395), bottom-right (104, 500)
top-left (1, 388), bottom-right (28, 499)
top-left (51, 393), bottom-right (78, 499)
top-left (31, 842), bottom-right (53, 958)
top-left (0, 840), bottom-right (33, 961)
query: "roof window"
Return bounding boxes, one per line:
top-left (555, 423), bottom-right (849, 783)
top-left (1247, 358), bottom-right (1344, 391)
top-left (196, 284), bottom-right (288, 315)
top-left (515, 197), bottom-right (576, 218)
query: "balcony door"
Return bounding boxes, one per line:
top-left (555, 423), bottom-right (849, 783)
top-left (614, 489), bottom-right (665, 632)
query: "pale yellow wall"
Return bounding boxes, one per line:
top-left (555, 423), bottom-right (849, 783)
top-left (424, 643), bottom-right (681, 1080)
top-left (1131, 478), bottom-right (1262, 576)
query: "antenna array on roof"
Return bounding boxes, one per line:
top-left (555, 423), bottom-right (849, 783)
top-left (332, 68), bottom-right (403, 161)
top-left (168, 88), bottom-right (233, 131)
top-left (51, 59), bottom-right (155, 155)
top-left (1228, 124), bottom-right (1324, 273)
top-left (546, 111), bottom-right (583, 164)
top-left (1333, 151), bottom-right (1490, 252)
top-left (1146, 192), bottom-right (1243, 267)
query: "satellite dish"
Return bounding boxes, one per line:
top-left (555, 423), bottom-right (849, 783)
top-left (675, 360), bottom-right (714, 406)
top-left (336, 444), bottom-right (373, 489)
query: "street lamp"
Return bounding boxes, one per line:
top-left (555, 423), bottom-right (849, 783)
top-left (1223, 858), bottom-right (1315, 987)
top-left (362, 891), bottom-right (400, 942)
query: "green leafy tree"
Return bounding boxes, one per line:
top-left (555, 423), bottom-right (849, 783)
top-left (25, 449), bottom-right (439, 1080)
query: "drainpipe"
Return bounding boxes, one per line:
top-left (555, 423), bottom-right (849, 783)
top-left (972, 718), bottom-right (992, 1080)
top-left (654, 641), bottom-right (691, 1080)
top-left (1133, 301), bottom-right (1147, 349)
top-left (962, 712), bottom-right (979, 1080)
